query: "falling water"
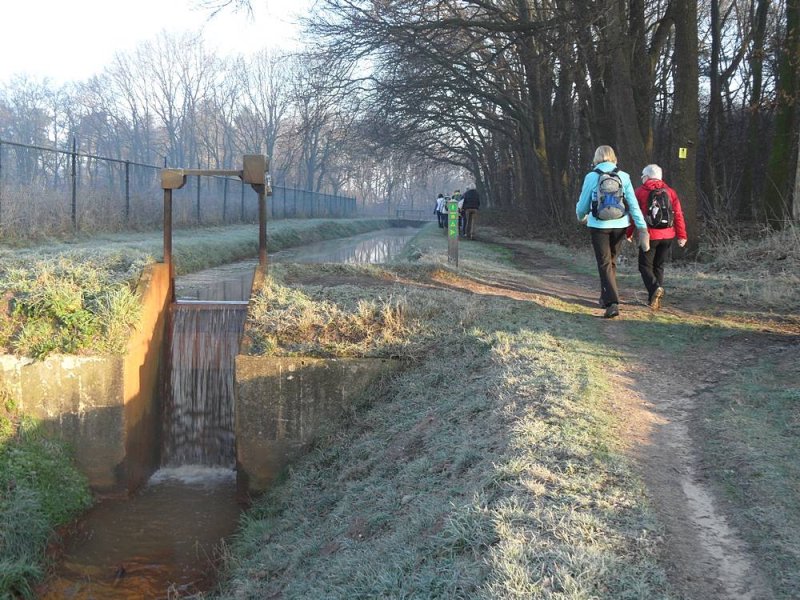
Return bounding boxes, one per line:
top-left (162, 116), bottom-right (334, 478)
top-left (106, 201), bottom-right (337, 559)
top-left (162, 302), bottom-right (248, 468)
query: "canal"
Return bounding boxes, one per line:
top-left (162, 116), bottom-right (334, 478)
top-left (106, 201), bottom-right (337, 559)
top-left (37, 226), bottom-right (419, 599)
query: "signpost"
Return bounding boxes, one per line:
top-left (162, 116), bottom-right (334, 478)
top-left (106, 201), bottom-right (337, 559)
top-left (447, 199), bottom-right (459, 267)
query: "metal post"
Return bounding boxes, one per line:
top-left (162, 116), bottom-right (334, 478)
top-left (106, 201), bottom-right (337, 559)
top-left (196, 174), bottom-right (201, 224)
top-left (223, 177), bottom-right (229, 222)
top-left (258, 187), bottom-right (267, 269)
top-left (124, 161), bottom-right (130, 223)
top-left (71, 137), bottom-right (77, 231)
top-left (447, 199), bottom-right (459, 267)
top-left (0, 140), bottom-right (3, 228)
top-left (164, 188), bottom-right (174, 300)
top-left (240, 181), bottom-right (245, 222)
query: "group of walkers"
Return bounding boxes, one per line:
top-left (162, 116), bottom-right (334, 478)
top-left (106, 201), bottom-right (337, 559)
top-left (576, 145), bottom-right (688, 318)
top-left (434, 187), bottom-right (480, 239)
top-left (431, 144), bottom-right (687, 320)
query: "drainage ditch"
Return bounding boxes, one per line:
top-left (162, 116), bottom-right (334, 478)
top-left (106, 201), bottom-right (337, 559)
top-left (36, 227), bottom-right (418, 598)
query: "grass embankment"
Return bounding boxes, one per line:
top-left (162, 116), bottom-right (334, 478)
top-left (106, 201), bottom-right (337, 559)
top-left (0, 393), bottom-right (92, 599)
top-left (0, 218), bottom-right (394, 358)
top-left (216, 226), bottom-right (673, 598)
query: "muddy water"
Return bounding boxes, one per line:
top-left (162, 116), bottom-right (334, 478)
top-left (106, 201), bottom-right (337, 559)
top-left (39, 468), bottom-right (239, 599)
top-left (39, 227), bottom-right (417, 599)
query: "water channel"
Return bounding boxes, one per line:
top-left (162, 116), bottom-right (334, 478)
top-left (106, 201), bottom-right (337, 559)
top-left (37, 227), bottom-right (418, 599)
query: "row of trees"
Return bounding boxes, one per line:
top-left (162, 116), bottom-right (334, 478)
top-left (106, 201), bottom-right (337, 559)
top-left (4, 0), bottom-right (798, 234)
top-left (297, 0), bottom-right (799, 238)
top-left (0, 31), bottom-right (465, 213)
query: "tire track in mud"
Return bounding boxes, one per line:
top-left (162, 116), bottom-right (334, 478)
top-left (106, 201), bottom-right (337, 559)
top-left (499, 238), bottom-right (777, 600)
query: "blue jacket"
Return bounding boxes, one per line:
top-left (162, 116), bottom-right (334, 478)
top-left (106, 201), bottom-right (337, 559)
top-left (576, 161), bottom-right (648, 230)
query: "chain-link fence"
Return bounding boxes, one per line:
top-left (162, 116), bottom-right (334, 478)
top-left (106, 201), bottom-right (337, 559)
top-left (0, 139), bottom-right (357, 239)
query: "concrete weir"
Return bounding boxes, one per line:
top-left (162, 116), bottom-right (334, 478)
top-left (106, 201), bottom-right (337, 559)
top-left (1, 260), bottom-right (398, 494)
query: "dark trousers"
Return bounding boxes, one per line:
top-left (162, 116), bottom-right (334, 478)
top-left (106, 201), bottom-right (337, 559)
top-left (462, 209), bottom-right (478, 238)
top-left (638, 238), bottom-right (672, 297)
top-left (437, 211), bottom-right (447, 228)
top-left (590, 227), bottom-right (627, 307)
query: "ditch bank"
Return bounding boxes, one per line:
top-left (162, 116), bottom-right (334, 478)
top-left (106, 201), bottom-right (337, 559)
top-left (0, 263), bottom-right (170, 492)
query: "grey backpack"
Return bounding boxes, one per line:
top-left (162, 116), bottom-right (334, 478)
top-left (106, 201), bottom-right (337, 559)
top-left (591, 168), bottom-right (626, 220)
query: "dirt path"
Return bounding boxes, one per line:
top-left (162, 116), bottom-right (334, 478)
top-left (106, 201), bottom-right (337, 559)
top-left (493, 239), bottom-right (791, 600)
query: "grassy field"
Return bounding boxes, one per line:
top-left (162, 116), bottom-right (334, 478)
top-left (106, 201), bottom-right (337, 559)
top-left (213, 221), bottom-right (799, 599)
top-left (215, 227), bottom-right (676, 599)
top-left (1, 216), bottom-right (797, 598)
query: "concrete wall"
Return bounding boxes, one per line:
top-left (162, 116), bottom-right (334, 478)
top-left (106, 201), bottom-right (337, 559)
top-left (122, 263), bottom-right (171, 491)
top-left (236, 356), bottom-right (400, 494)
top-left (0, 354), bottom-right (126, 490)
top-left (0, 263), bottom-right (171, 492)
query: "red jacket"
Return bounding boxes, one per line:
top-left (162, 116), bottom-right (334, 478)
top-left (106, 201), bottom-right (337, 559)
top-left (627, 179), bottom-right (688, 241)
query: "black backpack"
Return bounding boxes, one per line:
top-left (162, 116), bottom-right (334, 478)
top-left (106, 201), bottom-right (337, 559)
top-left (644, 188), bottom-right (674, 229)
top-left (591, 168), bottom-right (626, 220)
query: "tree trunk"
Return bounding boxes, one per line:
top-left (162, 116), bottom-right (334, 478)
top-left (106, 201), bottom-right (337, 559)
top-left (764, 0), bottom-right (800, 225)
top-left (671, 0), bottom-right (700, 250)
top-left (739, 0), bottom-right (771, 220)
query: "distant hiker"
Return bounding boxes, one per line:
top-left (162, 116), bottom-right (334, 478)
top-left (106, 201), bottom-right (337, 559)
top-left (434, 193), bottom-right (447, 228)
top-left (452, 189), bottom-right (463, 234)
top-left (461, 188), bottom-right (480, 239)
top-left (627, 164), bottom-right (688, 310)
top-left (576, 145), bottom-right (650, 319)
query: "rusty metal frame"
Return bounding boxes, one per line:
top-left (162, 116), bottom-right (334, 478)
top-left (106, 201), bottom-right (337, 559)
top-left (160, 155), bottom-right (271, 300)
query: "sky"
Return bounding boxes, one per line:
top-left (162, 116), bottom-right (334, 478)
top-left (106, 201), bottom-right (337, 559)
top-left (0, 0), bottom-right (312, 85)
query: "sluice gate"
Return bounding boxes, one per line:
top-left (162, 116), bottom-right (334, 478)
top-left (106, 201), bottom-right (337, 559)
top-left (157, 157), bottom-right (269, 477)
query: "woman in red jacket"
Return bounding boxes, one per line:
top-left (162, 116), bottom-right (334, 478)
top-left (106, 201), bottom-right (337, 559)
top-left (627, 164), bottom-right (688, 310)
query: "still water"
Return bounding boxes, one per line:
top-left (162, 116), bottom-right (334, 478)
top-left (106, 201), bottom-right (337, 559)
top-left (38, 227), bottom-right (417, 599)
top-left (175, 227), bottom-right (418, 301)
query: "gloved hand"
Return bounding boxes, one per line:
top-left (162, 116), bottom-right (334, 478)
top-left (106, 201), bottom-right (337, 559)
top-left (677, 238), bottom-right (687, 248)
top-left (637, 229), bottom-right (650, 253)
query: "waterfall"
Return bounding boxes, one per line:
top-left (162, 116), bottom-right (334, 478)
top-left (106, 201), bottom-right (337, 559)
top-left (163, 302), bottom-right (247, 468)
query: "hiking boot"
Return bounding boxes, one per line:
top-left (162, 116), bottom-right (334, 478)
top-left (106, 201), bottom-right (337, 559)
top-left (604, 303), bottom-right (620, 318)
top-left (648, 287), bottom-right (665, 310)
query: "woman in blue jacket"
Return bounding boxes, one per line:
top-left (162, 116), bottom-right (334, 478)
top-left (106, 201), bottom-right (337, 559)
top-left (576, 145), bottom-right (650, 318)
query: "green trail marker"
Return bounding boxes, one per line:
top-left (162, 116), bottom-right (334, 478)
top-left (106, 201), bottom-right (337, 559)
top-left (447, 199), bottom-right (459, 267)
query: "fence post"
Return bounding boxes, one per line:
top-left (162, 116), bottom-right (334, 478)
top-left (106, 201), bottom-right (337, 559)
top-left (196, 174), bottom-right (201, 224)
top-left (124, 161), bottom-right (130, 224)
top-left (223, 177), bottom-right (229, 222)
top-left (0, 140), bottom-right (3, 228)
top-left (71, 136), bottom-right (78, 232)
top-left (240, 180), bottom-right (245, 222)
